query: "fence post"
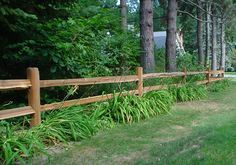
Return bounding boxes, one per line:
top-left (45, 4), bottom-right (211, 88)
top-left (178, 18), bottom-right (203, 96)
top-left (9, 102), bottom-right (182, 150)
top-left (136, 67), bottom-right (143, 96)
top-left (206, 67), bottom-right (211, 84)
top-left (182, 67), bottom-right (187, 83)
top-left (220, 67), bottom-right (224, 78)
top-left (27, 68), bottom-right (41, 127)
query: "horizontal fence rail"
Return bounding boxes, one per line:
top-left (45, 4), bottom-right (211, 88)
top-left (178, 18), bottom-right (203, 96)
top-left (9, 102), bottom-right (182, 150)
top-left (186, 71), bottom-right (208, 75)
top-left (0, 106), bottom-right (35, 120)
top-left (41, 90), bottom-right (139, 112)
top-left (143, 72), bottom-right (185, 79)
top-left (0, 80), bottom-right (31, 90)
top-left (0, 67), bottom-right (225, 127)
top-left (40, 75), bottom-right (139, 88)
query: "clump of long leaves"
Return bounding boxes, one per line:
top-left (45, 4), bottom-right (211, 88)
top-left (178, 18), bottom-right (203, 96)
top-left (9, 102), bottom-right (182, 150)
top-left (0, 121), bottom-right (45, 165)
top-left (31, 107), bottom-right (97, 144)
top-left (168, 83), bottom-right (207, 102)
top-left (0, 107), bottom-right (99, 164)
top-left (90, 90), bottom-right (173, 124)
top-left (207, 79), bottom-right (229, 92)
top-left (144, 90), bottom-right (174, 113)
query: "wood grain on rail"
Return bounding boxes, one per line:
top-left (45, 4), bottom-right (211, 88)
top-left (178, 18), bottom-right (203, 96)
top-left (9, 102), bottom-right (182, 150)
top-left (210, 70), bottom-right (223, 74)
top-left (186, 71), bottom-right (207, 75)
top-left (40, 75), bottom-right (138, 88)
top-left (143, 72), bottom-right (185, 79)
top-left (0, 80), bottom-right (31, 90)
top-left (0, 106), bottom-right (35, 120)
top-left (143, 83), bottom-right (182, 93)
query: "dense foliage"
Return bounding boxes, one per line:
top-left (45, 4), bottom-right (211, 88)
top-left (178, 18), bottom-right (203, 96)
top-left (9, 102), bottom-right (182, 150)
top-left (0, 0), bottom-right (139, 79)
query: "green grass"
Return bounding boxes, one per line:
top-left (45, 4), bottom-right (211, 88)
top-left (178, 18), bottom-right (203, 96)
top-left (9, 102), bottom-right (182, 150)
top-left (35, 81), bottom-right (236, 165)
top-left (225, 72), bottom-right (236, 75)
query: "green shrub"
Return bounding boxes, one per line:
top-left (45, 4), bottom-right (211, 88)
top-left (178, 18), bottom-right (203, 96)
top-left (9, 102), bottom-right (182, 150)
top-left (226, 67), bottom-right (235, 72)
top-left (154, 48), bottom-right (165, 72)
top-left (177, 52), bottom-right (204, 71)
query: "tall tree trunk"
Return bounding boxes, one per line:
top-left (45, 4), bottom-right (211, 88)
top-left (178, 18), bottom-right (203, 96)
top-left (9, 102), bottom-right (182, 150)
top-left (211, 6), bottom-right (217, 71)
top-left (220, 19), bottom-right (226, 69)
top-left (197, 0), bottom-right (204, 65)
top-left (165, 0), bottom-right (177, 72)
top-left (120, 0), bottom-right (127, 31)
top-left (205, 3), bottom-right (211, 67)
top-left (140, 0), bottom-right (155, 73)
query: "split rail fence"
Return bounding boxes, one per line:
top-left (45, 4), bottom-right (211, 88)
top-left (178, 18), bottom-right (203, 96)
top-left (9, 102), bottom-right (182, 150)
top-left (0, 67), bottom-right (224, 127)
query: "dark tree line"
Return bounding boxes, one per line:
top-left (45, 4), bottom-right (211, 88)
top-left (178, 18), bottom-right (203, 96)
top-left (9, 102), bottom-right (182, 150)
top-left (0, 0), bottom-right (236, 80)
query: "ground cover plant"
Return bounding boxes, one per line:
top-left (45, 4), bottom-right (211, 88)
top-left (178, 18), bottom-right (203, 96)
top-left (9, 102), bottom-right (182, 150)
top-left (0, 80), bottom-right (229, 164)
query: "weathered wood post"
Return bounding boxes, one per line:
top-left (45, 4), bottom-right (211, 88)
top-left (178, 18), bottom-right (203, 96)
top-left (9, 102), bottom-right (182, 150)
top-left (27, 68), bottom-right (41, 127)
top-left (182, 67), bottom-right (187, 83)
top-left (136, 67), bottom-right (143, 96)
top-left (220, 67), bottom-right (224, 78)
top-left (206, 67), bottom-right (211, 84)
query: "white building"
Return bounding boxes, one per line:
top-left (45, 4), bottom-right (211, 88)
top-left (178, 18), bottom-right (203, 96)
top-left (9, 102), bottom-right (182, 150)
top-left (153, 31), bottom-right (166, 48)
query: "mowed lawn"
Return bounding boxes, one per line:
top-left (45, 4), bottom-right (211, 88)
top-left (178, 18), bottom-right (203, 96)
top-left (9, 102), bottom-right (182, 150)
top-left (225, 72), bottom-right (236, 75)
top-left (35, 80), bottom-right (236, 165)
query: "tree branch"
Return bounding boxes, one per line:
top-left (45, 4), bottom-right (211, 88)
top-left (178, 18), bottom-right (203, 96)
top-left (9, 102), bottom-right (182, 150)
top-left (179, 0), bottom-right (222, 19)
top-left (178, 10), bottom-right (213, 23)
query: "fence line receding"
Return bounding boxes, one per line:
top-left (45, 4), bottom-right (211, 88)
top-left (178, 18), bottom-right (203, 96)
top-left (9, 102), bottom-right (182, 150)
top-left (0, 67), bottom-right (224, 127)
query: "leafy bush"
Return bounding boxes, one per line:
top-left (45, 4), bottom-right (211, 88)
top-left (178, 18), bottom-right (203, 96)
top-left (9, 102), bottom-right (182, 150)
top-left (0, 2), bottom-right (139, 80)
top-left (226, 67), bottom-right (235, 72)
top-left (154, 48), bottom-right (165, 72)
top-left (186, 74), bottom-right (206, 83)
top-left (177, 52), bottom-right (204, 71)
top-left (0, 3), bottom-right (140, 106)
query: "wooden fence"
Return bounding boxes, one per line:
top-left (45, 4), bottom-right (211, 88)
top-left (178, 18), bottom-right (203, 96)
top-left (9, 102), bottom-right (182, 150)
top-left (0, 67), bottom-right (224, 127)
